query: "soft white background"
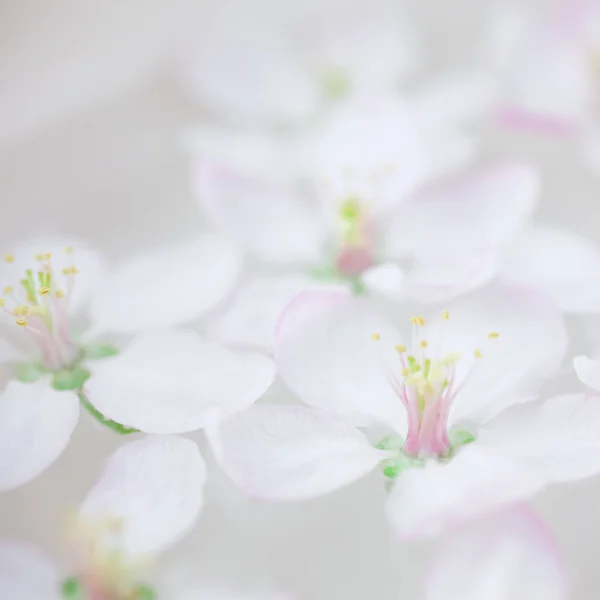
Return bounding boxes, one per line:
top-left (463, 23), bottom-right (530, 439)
top-left (0, 0), bottom-right (599, 597)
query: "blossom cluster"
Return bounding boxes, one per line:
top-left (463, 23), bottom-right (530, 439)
top-left (2, 0), bottom-right (600, 598)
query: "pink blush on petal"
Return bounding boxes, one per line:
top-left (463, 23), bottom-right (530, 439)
top-left (495, 105), bottom-right (580, 138)
top-left (336, 247), bottom-right (374, 277)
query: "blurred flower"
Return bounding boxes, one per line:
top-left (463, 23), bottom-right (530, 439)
top-left (426, 507), bottom-right (569, 600)
top-left (177, 0), bottom-right (417, 126)
top-left (0, 237), bottom-right (275, 492)
top-left (205, 286), bottom-right (600, 538)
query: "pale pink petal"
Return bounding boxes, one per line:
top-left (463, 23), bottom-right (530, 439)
top-left (208, 274), bottom-right (313, 352)
top-left (499, 225), bottom-right (600, 313)
top-left (427, 286), bottom-right (568, 426)
top-left (0, 539), bottom-right (60, 600)
top-left (85, 330), bottom-right (275, 434)
top-left (361, 263), bottom-right (405, 301)
top-left (386, 162), bottom-right (539, 258)
top-left (90, 235), bottom-right (242, 334)
top-left (275, 288), bottom-right (408, 433)
top-left (574, 356), bottom-right (600, 392)
top-left (479, 394), bottom-right (600, 482)
top-left (80, 435), bottom-right (205, 556)
top-left (196, 165), bottom-right (326, 266)
top-left (426, 508), bottom-right (568, 600)
top-left (0, 381), bottom-right (79, 492)
top-left (386, 441), bottom-right (544, 538)
top-left (207, 404), bottom-right (386, 501)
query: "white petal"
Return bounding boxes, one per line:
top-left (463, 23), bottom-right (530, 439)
top-left (426, 508), bottom-right (568, 600)
top-left (0, 381), bottom-right (79, 491)
top-left (361, 263), bottom-right (405, 301)
top-left (429, 286), bottom-right (568, 426)
top-left (90, 235), bottom-right (241, 334)
top-left (207, 404), bottom-right (385, 501)
top-left (0, 539), bottom-right (60, 600)
top-left (499, 224), bottom-right (600, 313)
top-left (80, 435), bottom-right (205, 556)
top-left (386, 162), bottom-right (539, 258)
top-left (480, 394), bottom-right (600, 482)
top-left (208, 274), bottom-right (313, 351)
top-left (574, 356), bottom-right (600, 392)
top-left (0, 237), bottom-right (106, 312)
top-left (386, 442), bottom-right (544, 538)
top-left (85, 330), bottom-right (275, 434)
top-left (196, 165), bottom-right (326, 266)
top-left (275, 289), bottom-right (408, 433)
top-left (582, 129), bottom-right (600, 176)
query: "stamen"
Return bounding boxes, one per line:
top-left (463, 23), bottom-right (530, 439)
top-left (16, 318), bottom-right (28, 327)
top-left (419, 340), bottom-right (428, 348)
top-left (64, 246), bottom-right (74, 254)
top-left (488, 332), bottom-right (500, 339)
top-left (441, 309), bottom-right (450, 320)
top-left (4, 254), bottom-right (14, 263)
top-left (474, 349), bottom-right (483, 359)
top-left (395, 344), bottom-right (406, 353)
top-left (371, 332), bottom-right (381, 341)
top-left (3, 286), bottom-right (13, 295)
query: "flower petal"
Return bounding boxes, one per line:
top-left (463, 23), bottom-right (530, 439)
top-left (361, 263), bottom-right (405, 301)
top-left (386, 441), bottom-right (544, 538)
top-left (195, 165), bottom-right (326, 266)
top-left (479, 394), bottom-right (600, 482)
top-left (80, 435), bottom-right (205, 556)
top-left (427, 285), bottom-right (568, 426)
top-left (426, 508), bottom-right (568, 600)
top-left (90, 235), bottom-right (241, 334)
top-left (574, 356), bottom-right (600, 392)
top-left (499, 225), bottom-right (600, 313)
top-left (0, 381), bottom-right (79, 492)
top-left (386, 162), bottom-right (539, 258)
top-left (275, 288), bottom-right (408, 433)
top-left (207, 404), bottom-right (386, 501)
top-left (0, 539), bottom-right (60, 600)
top-left (85, 330), bottom-right (275, 434)
top-left (208, 274), bottom-right (313, 352)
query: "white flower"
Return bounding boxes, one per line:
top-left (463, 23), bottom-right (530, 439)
top-left (204, 287), bottom-right (600, 537)
top-left (426, 507), bottom-right (569, 600)
top-left (177, 0), bottom-right (417, 126)
top-left (0, 237), bottom-right (275, 492)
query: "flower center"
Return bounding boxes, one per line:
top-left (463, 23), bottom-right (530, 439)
top-left (334, 198), bottom-right (375, 277)
top-left (372, 311), bottom-right (499, 461)
top-left (1, 248), bottom-right (80, 370)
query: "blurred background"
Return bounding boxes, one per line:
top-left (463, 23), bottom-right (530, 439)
top-left (0, 0), bottom-right (599, 598)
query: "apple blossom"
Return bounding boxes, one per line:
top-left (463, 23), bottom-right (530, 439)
top-left (207, 287), bottom-right (600, 537)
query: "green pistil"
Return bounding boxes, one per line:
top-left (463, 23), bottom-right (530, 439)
top-left (406, 356), bottom-right (420, 373)
top-left (423, 358), bottom-right (431, 380)
top-left (21, 270), bottom-right (37, 304)
top-left (37, 269), bottom-right (52, 289)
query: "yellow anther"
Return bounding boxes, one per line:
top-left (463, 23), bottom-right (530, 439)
top-left (55, 289), bottom-right (65, 299)
top-left (62, 266), bottom-right (79, 275)
top-left (39, 286), bottom-right (51, 296)
top-left (401, 367), bottom-right (410, 377)
top-left (488, 332), bottom-right (500, 340)
top-left (64, 246), bottom-right (73, 254)
top-left (395, 344), bottom-right (407, 354)
top-left (13, 305), bottom-right (30, 317)
top-left (410, 316), bottom-right (426, 326)
top-left (34, 253), bottom-right (43, 261)
top-left (43, 253), bottom-right (51, 261)
top-left (474, 349), bottom-right (483, 359)
top-left (15, 318), bottom-right (28, 327)
top-left (441, 309), bottom-right (450, 320)
top-left (0, 298), bottom-right (4, 307)
top-left (4, 254), bottom-right (14, 263)
top-left (419, 340), bottom-right (429, 348)
top-left (371, 332), bottom-right (381, 341)
top-left (3, 286), bottom-right (13, 295)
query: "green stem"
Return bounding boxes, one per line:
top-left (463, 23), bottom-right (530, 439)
top-left (78, 392), bottom-right (139, 435)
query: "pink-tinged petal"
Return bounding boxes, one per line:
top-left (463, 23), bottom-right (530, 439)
top-left (195, 165), bottom-right (326, 266)
top-left (499, 225), bottom-right (600, 313)
top-left (426, 507), bottom-right (568, 600)
top-left (305, 92), bottom-right (427, 214)
top-left (90, 235), bottom-right (241, 334)
top-left (80, 435), bottom-right (205, 556)
top-left (208, 274), bottom-right (314, 352)
top-left (275, 288), bottom-right (408, 433)
top-left (480, 394), bottom-right (600, 482)
top-left (495, 105), bottom-right (580, 137)
top-left (386, 441), bottom-right (544, 538)
top-left (0, 237), bottom-right (106, 313)
top-left (0, 539), bottom-right (60, 600)
top-left (574, 356), bottom-right (600, 392)
top-left (207, 404), bottom-right (386, 501)
top-left (85, 330), bottom-right (275, 434)
top-left (428, 286), bottom-right (567, 427)
top-left (386, 162), bottom-right (539, 258)
top-left (0, 381), bottom-right (79, 492)
top-left (361, 263), bottom-right (405, 301)
top-left (178, 10), bottom-right (318, 124)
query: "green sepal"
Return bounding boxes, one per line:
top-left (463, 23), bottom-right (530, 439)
top-left (78, 392), bottom-right (139, 435)
top-left (349, 277), bottom-right (367, 296)
top-left (52, 367), bottom-right (91, 391)
top-left (382, 462), bottom-right (404, 479)
top-left (375, 435), bottom-right (404, 452)
top-left (13, 362), bottom-right (47, 383)
top-left (449, 428), bottom-right (476, 449)
top-left (133, 585), bottom-right (158, 600)
top-left (61, 577), bottom-right (85, 600)
top-left (84, 343), bottom-right (119, 359)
